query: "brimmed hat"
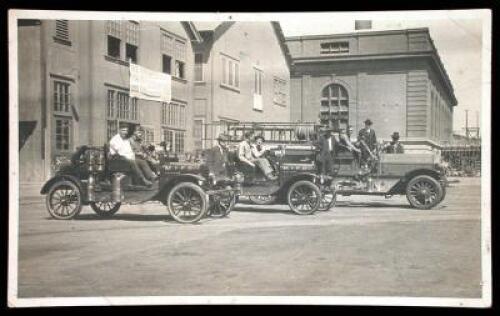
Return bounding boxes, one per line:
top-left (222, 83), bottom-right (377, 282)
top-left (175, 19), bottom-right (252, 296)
top-left (391, 132), bottom-right (400, 139)
top-left (364, 119), bottom-right (373, 125)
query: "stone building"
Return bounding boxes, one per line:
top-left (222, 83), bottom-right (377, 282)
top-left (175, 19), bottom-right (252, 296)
top-left (285, 28), bottom-right (457, 152)
top-left (17, 20), bottom-right (291, 185)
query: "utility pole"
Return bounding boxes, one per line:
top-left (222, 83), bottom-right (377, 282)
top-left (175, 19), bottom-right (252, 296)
top-left (465, 110), bottom-right (469, 140)
top-left (476, 110), bottom-right (480, 139)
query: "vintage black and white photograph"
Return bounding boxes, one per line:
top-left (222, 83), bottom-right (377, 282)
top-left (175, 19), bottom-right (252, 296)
top-left (8, 10), bottom-right (491, 307)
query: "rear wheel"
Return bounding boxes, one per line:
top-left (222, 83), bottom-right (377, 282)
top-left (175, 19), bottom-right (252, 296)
top-left (287, 180), bottom-right (321, 215)
top-left (167, 182), bottom-right (208, 224)
top-left (406, 175), bottom-right (443, 209)
top-left (90, 201), bottom-right (121, 217)
top-left (46, 180), bottom-right (82, 220)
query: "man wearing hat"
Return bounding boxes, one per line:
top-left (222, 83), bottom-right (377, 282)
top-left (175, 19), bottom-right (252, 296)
top-left (315, 126), bottom-right (337, 176)
top-left (358, 119), bottom-right (378, 168)
top-left (384, 132), bottom-right (404, 154)
top-left (251, 135), bottom-right (277, 180)
top-left (202, 134), bottom-right (231, 180)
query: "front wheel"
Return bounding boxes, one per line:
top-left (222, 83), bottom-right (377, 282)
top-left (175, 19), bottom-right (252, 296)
top-left (406, 175), bottom-right (443, 210)
top-left (167, 182), bottom-right (208, 224)
top-left (90, 201), bottom-right (121, 217)
top-left (45, 180), bottom-right (82, 220)
top-left (287, 180), bottom-right (322, 215)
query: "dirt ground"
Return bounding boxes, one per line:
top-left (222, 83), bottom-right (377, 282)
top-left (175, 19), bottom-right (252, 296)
top-left (15, 177), bottom-right (483, 298)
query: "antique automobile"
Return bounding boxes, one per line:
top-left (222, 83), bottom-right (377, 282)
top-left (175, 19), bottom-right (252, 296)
top-left (40, 145), bottom-right (241, 224)
top-left (330, 141), bottom-right (448, 209)
top-left (199, 121), bottom-right (336, 215)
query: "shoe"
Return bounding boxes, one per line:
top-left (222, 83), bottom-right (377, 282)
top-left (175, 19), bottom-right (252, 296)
top-left (142, 179), bottom-right (153, 186)
top-left (150, 175), bottom-right (159, 181)
top-left (267, 173), bottom-right (278, 181)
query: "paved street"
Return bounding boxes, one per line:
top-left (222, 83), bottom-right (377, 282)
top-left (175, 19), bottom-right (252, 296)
top-left (15, 177), bottom-right (482, 298)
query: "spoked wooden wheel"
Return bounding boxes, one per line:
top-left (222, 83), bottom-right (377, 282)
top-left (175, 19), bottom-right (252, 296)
top-left (287, 180), bottom-right (321, 215)
top-left (207, 192), bottom-right (236, 218)
top-left (318, 186), bottom-right (336, 211)
top-left (90, 201), bottom-right (121, 217)
top-left (45, 180), bottom-right (82, 220)
top-left (167, 182), bottom-right (208, 224)
top-left (249, 195), bottom-right (277, 205)
top-left (406, 175), bottom-right (443, 210)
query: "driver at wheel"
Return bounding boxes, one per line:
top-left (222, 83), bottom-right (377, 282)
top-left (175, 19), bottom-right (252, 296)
top-left (109, 126), bottom-right (153, 186)
top-left (202, 134), bottom-right (230, 181)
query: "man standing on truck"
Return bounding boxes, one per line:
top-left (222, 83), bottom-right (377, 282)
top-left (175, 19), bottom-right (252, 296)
top-left (316, 127), bottom-right (336, 176)
top-left (202, 134), bottom-right (231, 180)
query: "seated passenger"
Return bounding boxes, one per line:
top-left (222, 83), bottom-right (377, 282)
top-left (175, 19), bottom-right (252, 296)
top-left (382, 132), bottom-right (404, 154)
top-left (338, 127), bottom-right (361, 154)
top-left (109, 126), bottom-right (153, 186)
top-left (130, 128), bottom-right (159, 180)
top-left (251, 135), bottom-right (277, 180)
top-left (238, 131), bottom-right (277, 180)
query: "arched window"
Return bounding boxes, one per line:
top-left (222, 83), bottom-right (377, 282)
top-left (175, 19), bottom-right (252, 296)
top-left (320, 84), bottom-right (349, 130)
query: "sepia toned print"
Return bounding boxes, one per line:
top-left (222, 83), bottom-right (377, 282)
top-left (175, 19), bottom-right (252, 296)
top-left (8, 10), bottom-right (491, 307)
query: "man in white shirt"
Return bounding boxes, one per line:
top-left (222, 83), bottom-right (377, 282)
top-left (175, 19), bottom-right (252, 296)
top-left (109, 126), bottom-right (153, 186)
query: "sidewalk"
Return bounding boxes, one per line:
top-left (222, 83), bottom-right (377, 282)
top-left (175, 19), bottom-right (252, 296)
top-left (17, 182), bottom-right (45, 204)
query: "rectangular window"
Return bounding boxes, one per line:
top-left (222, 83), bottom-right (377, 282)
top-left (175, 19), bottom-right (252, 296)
top-left (221, 55), bottom-right (240, 89)
top-left (106, 20), bottom-right (122, 38)
top-left (179, 104), bottom-right (185, 127)
top-left (54, 117), bottom-right (72, 152)
top-left (273, 77), bottom-right (287, 106)
top-left (107, 35), bottom-right (121, 58)
top-left (161, 31), bottom-right (174, 54)
top-left (130, 97), bottom-right (138, 121)
top-left (125, 43), bottom-right (138, 63)
top-left (194, 53), bottom-right (204, 81)
top-left (320, 41), bottom-right (349, 54)
top-left (175, 131), bottom-right (185, 153)
top-left (143, 127), bottom-right (155, 144)
top-left (53, 81), bottom-right (71, 113)
top-left (161, 102), bottom-right (169, 125)
top-left (174, 39), bottom-right (186, 61)
top-left (175, 60), bottom-right (185, 79)
top-left (254, 68), bottom-right (263, 95)
top-left (126, 21), bottom-right (139, 45)
top-left (54, 20), bottom-right (70, 44)
top-left (107, 120), bottom-right (118, 141)
top-left (162, 54), bottom-right (172, 74)
top-left (106, 90), bottom-right (115, 118)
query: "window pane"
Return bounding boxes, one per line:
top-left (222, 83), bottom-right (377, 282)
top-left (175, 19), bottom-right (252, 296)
top-left (107, 35), bottom-right (121, 58)
top-left (228, 61), bottom-right (233, 86)
top-left (162, 55), bottom-right (171, 74)
top-left (235, 63), bottom-right (239, 88)
top-left (222, 57), bottom-right (226, 84)
top-left (125, 43), bottom-right (138, 63)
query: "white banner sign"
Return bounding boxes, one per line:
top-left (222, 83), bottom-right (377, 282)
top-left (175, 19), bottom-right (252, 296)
top-left (129, 63), bottom-right (171, 102)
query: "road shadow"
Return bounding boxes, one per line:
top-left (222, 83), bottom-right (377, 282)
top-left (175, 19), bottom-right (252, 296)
top-left (71, 213), bottom-right (175, 222)
top-left (233, 205), bottom-right (300, 215)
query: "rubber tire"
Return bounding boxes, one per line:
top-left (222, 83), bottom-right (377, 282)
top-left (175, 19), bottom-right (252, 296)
top-left (249, 195), bottom-right (278, 205)
top-left (287, 180), bottom-right (322, 215)
top-left (90, 202), bottom-right (121, 217)
top-left (167, 182), bottom-right (208, 224)
top-left (45, 180), bottom-right (83, 220)
top-left (406, 175), bottom-right (444, 210)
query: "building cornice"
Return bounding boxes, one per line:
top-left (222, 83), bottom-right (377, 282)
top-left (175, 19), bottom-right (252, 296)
top-left (285, 28), bottom-right (430, 41)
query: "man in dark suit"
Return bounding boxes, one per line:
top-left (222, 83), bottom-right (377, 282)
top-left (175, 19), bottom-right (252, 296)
top-left (202, 134), bottom-right (230, 180)
top-left (383, 132), bottom-right (404, 154)
top-left (315, 127), bottom-right (337, 176)
top-left (358, 119), bottom-right (377, 168)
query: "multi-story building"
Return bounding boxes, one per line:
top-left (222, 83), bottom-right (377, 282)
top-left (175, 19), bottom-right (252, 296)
top-left (17, 20), bottom-right (291, 186)
top-left (191, 21), bottom-right (292, 150)
top-left (18, 19), bottom-right (200, 185)
top-left (286, 28), bottom-right (457, 152)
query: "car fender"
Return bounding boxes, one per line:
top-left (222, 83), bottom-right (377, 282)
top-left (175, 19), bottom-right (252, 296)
top-left (40, 174), bottom-right (84, 195)
top-left (278, 172), bottom-right (319, 197)
top-left (388, 168), bottom-right (443, 195)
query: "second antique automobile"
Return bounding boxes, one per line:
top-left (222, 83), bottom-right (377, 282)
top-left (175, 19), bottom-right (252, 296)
top-left (40, 144), bottom-right (241, 224)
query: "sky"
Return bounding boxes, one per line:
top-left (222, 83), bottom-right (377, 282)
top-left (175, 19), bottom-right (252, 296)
top-left (276, 11), bottom-right (488, 136)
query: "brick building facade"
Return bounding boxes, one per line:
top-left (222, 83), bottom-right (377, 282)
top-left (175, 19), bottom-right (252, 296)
top-left (286, 28), bottom-right (457, 152)
top-left (17, 20), bottom-right (291, 185)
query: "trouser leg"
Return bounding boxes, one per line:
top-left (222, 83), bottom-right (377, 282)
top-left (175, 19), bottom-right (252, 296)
top-left (136, 158), bottom-right (156, 180)
top-left (255, 158), bottom-right (274, 176)
top-left (127, 159), bottom-right (149, 185)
